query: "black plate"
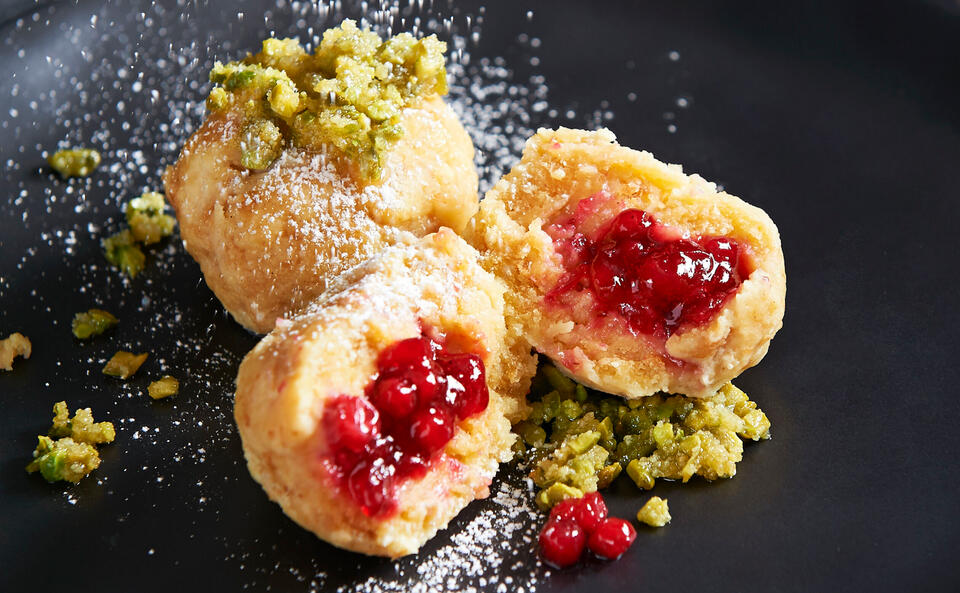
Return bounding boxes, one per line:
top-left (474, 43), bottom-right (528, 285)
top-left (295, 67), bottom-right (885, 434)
top-left (2, 1), bottom-right (959, 591)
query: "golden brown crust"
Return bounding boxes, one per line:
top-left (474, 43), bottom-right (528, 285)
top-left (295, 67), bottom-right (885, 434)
top-left (164, 95), bottom-right (479, 334)
top-left (234, 230), bottom-right (535, 557)
top-left (467, 127), bottom-right (786, 398)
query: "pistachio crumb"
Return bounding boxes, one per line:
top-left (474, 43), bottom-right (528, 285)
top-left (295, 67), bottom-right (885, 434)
top-left (125, 192), bottom-right (176, 245)
top-left (102, 351), bottom-right (148, 379)
top-left (103, 191), bottom-right (176, 277)
top-left (240, 119), bottom-right (284, 170)
top-left (148, 376), bottom-right (179, 399)
top-left (102, 230), bottom-right (146, 277)
top-left (26, 436), bottom-right (101, 483)
top-left (71, 309), bottom-right (118, 339)
top-left (47, 148), bottom-right (101, 178)
top-left (26, 401), bottom-right (115, 484)
top-left (637, 496), bottom-right (671, 527)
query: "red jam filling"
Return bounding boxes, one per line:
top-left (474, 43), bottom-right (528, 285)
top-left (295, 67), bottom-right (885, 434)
top-left (547, 207), bottom-right (751, 339)
top-left (322, 334), bottom-right (489, 518)
top-left (539, 492), bottom-right (636, 567)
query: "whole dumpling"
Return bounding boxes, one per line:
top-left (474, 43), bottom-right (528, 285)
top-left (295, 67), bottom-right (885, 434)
top-left (164, 23), bottom-right (478, 333)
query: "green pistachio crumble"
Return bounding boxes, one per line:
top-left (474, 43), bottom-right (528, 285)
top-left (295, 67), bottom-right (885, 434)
top-left (515, 364), bottom-right (771, 508)
top-left (125, 192), bottom-right (176, 245)
top-left (71, 309), bottom-right (119, 340)
top-left (26, 401), bottom-right (115, 484)
top-left (147, 376), bottom-right (179, 399)
top-left (103, 191), bottom-right (176, 277)
top-left (240, 119), bottom-right (284, 170)
top-left (206, 19), bottom-right (448, 180)
top-left (102, 230), bottom-right (146, 278)
top-left (102, 351), bottom-right (148, 379)
top-left (48, 400), bottom-right (116, 443)
top-left (637, 496), bottom-right (671, 527)
top-left (47, 148), bottom-right (101, 178)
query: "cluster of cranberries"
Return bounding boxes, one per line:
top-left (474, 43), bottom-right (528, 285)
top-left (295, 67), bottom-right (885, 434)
top-left (322, 335), bottom-right (489, 518)
top-left (549, 208), bottom-right (749, 339)
top-left (538, 492), bottom-right (637, 568)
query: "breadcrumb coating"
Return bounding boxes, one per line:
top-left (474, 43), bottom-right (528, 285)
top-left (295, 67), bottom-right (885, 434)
top-left (164, 94), bottom-right (478, 334)
top-left (0, 332), bottom-right (31, 371)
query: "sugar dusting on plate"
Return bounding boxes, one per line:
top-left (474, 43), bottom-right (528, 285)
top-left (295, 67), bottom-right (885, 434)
top-left (0, 0), bottom-right (616, 590)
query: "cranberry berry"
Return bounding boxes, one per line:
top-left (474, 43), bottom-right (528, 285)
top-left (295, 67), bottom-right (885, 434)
top-left (377, 337), bottom-right (440, 403)
top-left (574, 491), bottom-right (608, 533)
top-left (347, 454), bottom-right (395, 518)
top-left (442, 353), bottom-right (488, 418)
top-left (409, 404), bottom-right (455, 454)
top-left (548, 207), bottom-right (750, 339)
top-left (547, 492), bottom-right (608, 533)
top-left (539, 492), bottom-right (636, 567)
top-left (377, 336), bottom-right (434, 374)
top-left (323, 395), bottom-right (380, 453)
top-left (588, 517), bottom-right (637, 560)
top-left (539, 520), bottom-right (587, 568)
top-left (323, 334), bottom-right (491, 518)
top-left (548, 498), bottom-right (581, 525)
top-left (371, 375), bottom-right (418, 419)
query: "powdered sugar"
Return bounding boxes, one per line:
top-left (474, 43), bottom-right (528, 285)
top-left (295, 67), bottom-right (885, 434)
top-left (0, 0), bottom-right (611, 590)
top-left (338, 476), bottom-right (547, 593)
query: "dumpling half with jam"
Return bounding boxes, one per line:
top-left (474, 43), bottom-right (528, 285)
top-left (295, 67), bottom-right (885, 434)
top-left (468, 127), bottom-right (785, 399)
top-left (234, 229), bottom-right (537, 557)
top-left (164, 21), bottom-right (478, 334)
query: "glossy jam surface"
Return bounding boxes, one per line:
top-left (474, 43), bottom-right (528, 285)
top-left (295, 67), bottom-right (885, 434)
top-left (539, 492), bottom-right (635, 567)
top-left (548, 207), bottom-right (750, 339)
top-left (323, 335), bottom-right (489, 518)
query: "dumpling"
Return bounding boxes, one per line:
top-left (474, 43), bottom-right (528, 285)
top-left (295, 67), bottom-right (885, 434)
top-left (467, 127), bottom-right (785, 398)
top-left (164, 22), bottom-right (478, 333)
top-left (234, 230), bottom-right (536, 557)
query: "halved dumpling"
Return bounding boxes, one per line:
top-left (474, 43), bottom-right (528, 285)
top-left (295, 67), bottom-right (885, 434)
top-left (234, 230), bottom-right (536, 557)
top-left (468, 127), bottom-right (785, 398)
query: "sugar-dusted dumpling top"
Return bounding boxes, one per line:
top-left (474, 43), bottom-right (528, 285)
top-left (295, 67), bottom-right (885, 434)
top-left (468, 127), bottom-right (785, 398)
top-left (164, 22), bottom-right (478, 333)
top-left (234, 230), bottom-right (536, 557)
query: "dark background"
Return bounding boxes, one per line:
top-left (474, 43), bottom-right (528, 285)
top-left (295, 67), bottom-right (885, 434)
top-left (2, 1), bottom-right (958, 591)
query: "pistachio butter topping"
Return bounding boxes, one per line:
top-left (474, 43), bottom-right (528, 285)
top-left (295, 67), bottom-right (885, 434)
top-left (206, 19), bottom-right (448, 179)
